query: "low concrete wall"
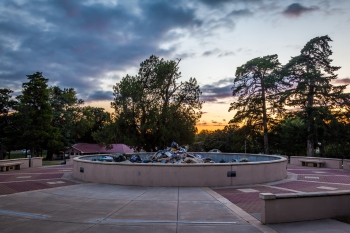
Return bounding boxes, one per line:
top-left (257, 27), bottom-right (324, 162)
top-left (0, 157), bottom-right (42, 169)
top-left (66, 159), bottom-right (73, 165)
top-left (73, 154), bottom-right (287, 187)
top-left (31, 157), bottom-right (43, 167)
top-left (290, 156), bottom-right (342, 169)
top-left (66, 155), bottom-right (79, 165)
top-left (343, 159), bottom-right (350, 171)
top-left (260, 191), bottom-right (350, 224)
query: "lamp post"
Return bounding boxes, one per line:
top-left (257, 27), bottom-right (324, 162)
top-left (316, 142), bottom-right (321, 156)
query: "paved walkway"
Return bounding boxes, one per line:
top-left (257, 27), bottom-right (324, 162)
top-left (0, 164), bottom-right (350, 232)
top-left (0, 166), bottom-right (76, 195)
top-left (214, 165), bottom-right (350, 216)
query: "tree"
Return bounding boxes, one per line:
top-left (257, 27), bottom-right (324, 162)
top-left (76, 106), bottom-right (111, 143)
top-left (270, 116), bottom-right (307, 156)
top-left (47, 86), bottom-right (84, 160)
top-left (96, 55), bottom-right (202, 151)
top-left (322, 112), bottom-right (350, 159)
top-left (229, 54), bottom-right (284, 154)
top-left (231, 124), bottom-right (263, 154)
top-left (0, 88), bottom-right (17, 159)
top-left (278, 36), bottom-right (350, 156)
top-left (12, 72), bottom-right (54, 156)
top-left (199, 129), bottom-right (230, 152)
top-left (191, 124), bottom-right (263, 153)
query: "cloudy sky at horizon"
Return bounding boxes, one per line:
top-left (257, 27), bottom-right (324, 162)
top-left (1, 0), bottom-right (350, 131)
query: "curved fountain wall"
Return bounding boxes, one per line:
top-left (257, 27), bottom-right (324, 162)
top-left (72, 153), bottom-right (287, 187)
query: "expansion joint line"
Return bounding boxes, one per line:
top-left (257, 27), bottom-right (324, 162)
top-left (176, 187), bottom-right (179, 233)
top-left (79, 186), bottom-right (152, 233)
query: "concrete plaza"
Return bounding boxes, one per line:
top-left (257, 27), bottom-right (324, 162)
top-left (0, 165), bottom-right (350, 232)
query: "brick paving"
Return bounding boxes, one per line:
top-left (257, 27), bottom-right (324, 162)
top-left (0, 173), bottom-right (65, 182)
top-left (3, 163), bottom-right (350, 221)
top-left (9, 167), bottom-right (73, 174)
top-left (274, 180), bottom-right (350, 192)
top-left (287, 164), bottom-right (316, 169)
top-left (213, 164), bottom-right (350, 216)
top-left (0, 165), bottom-right (77, 195)
top-left (215, 185), bottom-right (295, 213)
top-left (297, 174), bottom-right (350, 184)
top-left (288, 168), bottom-right (350, 175)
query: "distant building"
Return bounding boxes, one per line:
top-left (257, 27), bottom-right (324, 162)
top-left (66, 143), bottom-right (134, 155)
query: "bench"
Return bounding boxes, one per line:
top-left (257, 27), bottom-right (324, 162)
top-left (299, 159), bottom-right (325, 168)
top-left (0, 162), bottom-right (22, 172)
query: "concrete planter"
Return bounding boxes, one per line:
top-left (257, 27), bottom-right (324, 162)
top-left (73, 153), bottom-right (287, 187)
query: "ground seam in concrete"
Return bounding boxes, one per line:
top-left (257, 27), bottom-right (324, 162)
top-left (202, 187), bottom-right (278, 233)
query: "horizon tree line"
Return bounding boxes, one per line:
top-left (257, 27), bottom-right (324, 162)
top-left (1, 35), bottom-right (349, 159)
top-left (0, 72), bottom-right (111, 160)
top-left (228, 35), bottom-right (350, 157)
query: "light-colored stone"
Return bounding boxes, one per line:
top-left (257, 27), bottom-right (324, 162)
top-left (259, 193), bottom-right (276, 200)
top-left (261, 190), bottom-right (350, 224)
top-left (72, 154), bottom-right (287, 187)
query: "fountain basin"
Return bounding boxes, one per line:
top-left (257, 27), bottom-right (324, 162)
top-left (72, 153), bottom-right (287, 187)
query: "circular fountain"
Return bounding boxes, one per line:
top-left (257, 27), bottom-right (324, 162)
top-left (72, 152), bottom-right (287, 187)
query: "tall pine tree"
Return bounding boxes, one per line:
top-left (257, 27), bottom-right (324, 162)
top-left (229, 54), bottom-right (286, 154)
top-left (14, 72), bottom-right (54, 156)
top-left (278, 36), bottom-right (350, 156)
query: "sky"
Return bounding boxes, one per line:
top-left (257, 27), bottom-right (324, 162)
top-left (1, 0), bottom-right (350, 132)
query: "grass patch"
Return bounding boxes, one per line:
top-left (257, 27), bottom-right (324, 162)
top-left (5, 152), bottom-right (27, 159)
top-left (5, 151), bottom-right (48, 160)
top-left (42, 160), bottom-right (64, 166)
top-left (2, 151), bottom-right (66, 166)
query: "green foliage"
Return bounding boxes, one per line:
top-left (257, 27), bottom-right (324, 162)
top-left (0, 88), bottom-right (17, 159)
top-left (77, 106), bottom-right (111, 143)
top-left (278, 35), bottom-right (350, 156)
top-left (47, 86), bottom-right (83, 159)
top-left (0, 88), bottom-right (16, 115)
top-left (270, 116), bottom-right (307, 156)
top-left (2, 36), bottom-right (350, 160)
top-left (1, 73), bottom-right (114, 160)
top-left (96, 55), bottom-right (202, 151)
top-left (226, 36), bottom-right (350, 157)
top-left (48, 86), bottom-right (111, 159)
top-left (192, 124), bottom-right (263, 153)
top-left (321, 113), bottom-right (350, 158)
top-left (8, 72), bottom-right (54, 156)
top-left (229, 54), bottom-right (285, 154)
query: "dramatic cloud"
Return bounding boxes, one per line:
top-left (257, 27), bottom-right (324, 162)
top-left (197, 119), bottom-right (225, 126)
top-left (197, 121), bottom-right (208, 125)
top-left (1, 0), bottom-right (349, 115)
top-left (0, 0), bottom-right (273, 98)
top-left (174, 52), bottom-right (197, 59)
top-left (334, 77), bottom-right (350, 85)
top-left (198, 0), bottom-right (233, 5)
top-left (198, 0), bottom-right (261, 7)
top-left (211, 120), bottom-right (225, 126)
top-left (228, 9), bottom-right (253, 17)
top-left (202, 49), bottom-right (220, 57)
top-left (86, 90), bottom-right (113, 101)
top-left (218, 51), bottom-right (235, 57)
top-left (282, 3), bottom-right (319, 17)
top-left (200, 78), bottom-right (234, 103)
top-left (0, 0), bottom-right (202, 100)
top-left (202, 49), bottom-right (235, 57)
